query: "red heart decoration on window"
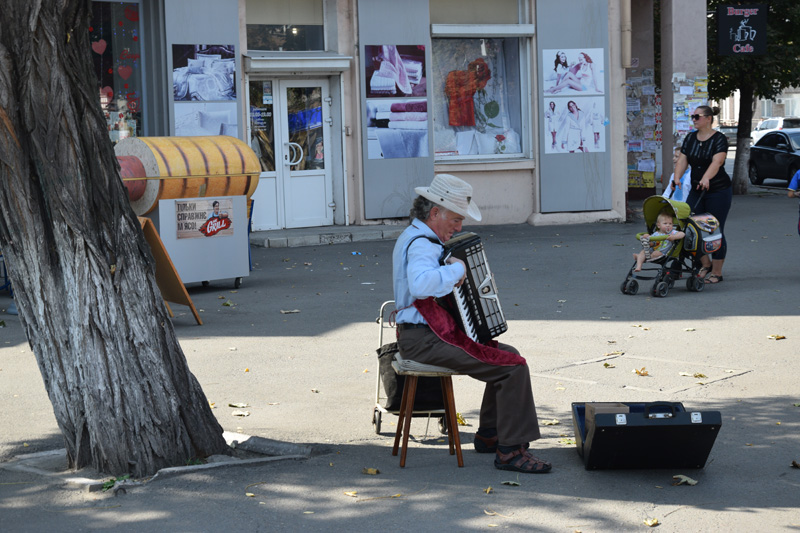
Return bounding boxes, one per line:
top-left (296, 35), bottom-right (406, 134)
top-left (91, 39), bottom-right (107, 55)
top-left (124, 6), bottom-right (139, 22)
top-left (100, 86), bottom-right (113, 100)
top-left (118, 65), bottom-right (133, 80)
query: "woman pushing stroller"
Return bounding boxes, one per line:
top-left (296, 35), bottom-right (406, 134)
top-left (633, 209), bottom-right (685, 272)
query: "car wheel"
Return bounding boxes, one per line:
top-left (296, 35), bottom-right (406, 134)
top-left (749, 162), bottom-right (764, 185)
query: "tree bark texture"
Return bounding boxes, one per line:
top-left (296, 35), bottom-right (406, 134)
top-left (731, 83), bottom-right (755, 195)
top-left (0, 0), bottom-right (229, 477)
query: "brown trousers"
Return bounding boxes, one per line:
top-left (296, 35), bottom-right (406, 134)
top-left (397, 327), bottom-right (541, 447)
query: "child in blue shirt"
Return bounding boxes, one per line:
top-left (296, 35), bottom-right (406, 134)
top-left (789, 169), bottom-right (800, 236)
top-left (663, 147), bottom-right (691, 202)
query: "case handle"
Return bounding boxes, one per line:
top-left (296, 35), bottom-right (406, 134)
top-left (644, 402), bottom-right (676, 419)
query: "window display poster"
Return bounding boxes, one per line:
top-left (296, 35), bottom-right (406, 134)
top-left (172, 44), bottom-right (236, 102)
top-left (364, 45), bottom-right (426, 98)
top-left (365, 98), bottom-right (429, 159)
top-left (431, 37), bottom-right (523, 158)
top-left (174, 101), bottom-right (238, 137)
top-left (176, 198), bottom-right (234, 239)
top-left (544, 96), bottom-right (605, 154)
top-left (543, 49), bottom-right (605, 96)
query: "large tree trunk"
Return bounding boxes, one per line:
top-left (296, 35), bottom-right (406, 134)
top-left (0, 1), bottom-right (229, 477)
top-left (732, 83), bottom-right (756, 195)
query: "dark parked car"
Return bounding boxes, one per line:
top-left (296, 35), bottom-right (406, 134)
top-left (748, 129), bottom-right (800, 185)
top-left (718, 125), bottom-right (748, 147)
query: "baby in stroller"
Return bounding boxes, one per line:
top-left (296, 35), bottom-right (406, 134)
top-left (633, 209), bottom-right (685, 272)
top-left (621, 196), bottom-right (720, 297)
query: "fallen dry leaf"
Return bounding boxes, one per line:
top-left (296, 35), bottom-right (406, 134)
top-left (222, 300), bottom-right (235, 307)
top-left (767, 334), bottom-right (786, 340)
top-left (791, 461), bottom-right (800, 469)
top-left (483, 509), bottom-right (511, 518)
top-left (672, 474), bottom-right (698, 486)
top-left (542, 419), bottom-right (560, 426)
top-left (555, 387), bottom-right (566, 391)
top-left (231, 410), bottom-right (250, 417)
top-left (244, 368), bottom-right (249, 372)
top-left (245, 492), bottom-right (255, 497)
top-left (362, 468), bottom-right (380, 475)
top-left (303, 511), bottom-right (314, 514)
top-left (684, 327), bottom-right (696, 331)
top-left (456, 412), bottom-right (469, 426)
top-left (229, 403), bottom-right (249, 408)
top-left (280, 309), bottom-right (301, 314)
top-left (644, 517), bottom-right (659, 527)
top-left (633, 367), bottom-right (649, 376)
top-left (344, 491), bottom-right (358, 497)
top-left (603, 350), bottom-right (624, 356)
top-left (603, 362), bottom-right (616, 368)
top-left (311, 389), bottom-right (320, 393)
top-left (501, 481), bottom-right (520, 486)
top-left (483, 486), bottom-right (493, 494)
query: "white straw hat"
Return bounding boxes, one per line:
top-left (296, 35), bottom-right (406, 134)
top-left (415, 174), bottom-right (482, 221)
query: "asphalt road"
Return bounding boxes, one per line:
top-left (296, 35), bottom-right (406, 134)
top-left (1, 188), bottom-right (798, 532)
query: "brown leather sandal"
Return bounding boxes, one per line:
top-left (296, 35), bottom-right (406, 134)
top-left (494, 447), bottom-right (552, 473)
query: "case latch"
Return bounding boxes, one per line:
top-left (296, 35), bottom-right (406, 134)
top-left (615, 414), bottom-right (627, 425)
top-left (690, 412), bottom-right (703, 423)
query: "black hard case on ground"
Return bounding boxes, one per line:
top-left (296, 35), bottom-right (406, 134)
top-left (571, 402), bottom-right (722, 470)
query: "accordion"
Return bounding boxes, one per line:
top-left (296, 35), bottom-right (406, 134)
top-left (439, 232), bottom-right (507, 343)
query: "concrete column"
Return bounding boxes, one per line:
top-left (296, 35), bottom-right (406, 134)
top-left (660, 0), bottom-right (708, 180)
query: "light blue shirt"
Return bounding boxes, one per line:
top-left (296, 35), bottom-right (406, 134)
top-left (392, 219), bottom-right (465, 325)
top-left (663, 168), bottom-right (691, 202)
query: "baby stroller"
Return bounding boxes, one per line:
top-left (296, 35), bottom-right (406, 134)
top-left (620, 195), bottom-right (722, 297)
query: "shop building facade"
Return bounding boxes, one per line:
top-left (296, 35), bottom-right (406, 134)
top-left (90, 0), bottom-right (705, 230)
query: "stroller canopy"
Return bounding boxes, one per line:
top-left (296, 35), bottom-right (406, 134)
top-left (642, 196), bottom-right (691, 229)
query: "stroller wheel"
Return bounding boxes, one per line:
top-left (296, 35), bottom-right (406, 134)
top-left (695, 277), bottom-right (705, 292)
top-left (620, 280), bottom-right (629, 294)
top-left (652, 281), bottom-right (669, 298)
top-left (626, 280), bottom-right (638, 295)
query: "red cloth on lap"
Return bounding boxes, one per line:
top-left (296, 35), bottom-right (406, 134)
top-left (413, 297), bottom-right (525, 366)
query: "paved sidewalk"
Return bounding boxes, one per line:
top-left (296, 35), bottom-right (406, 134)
top-left (2, 189), bottom-right (798, 532)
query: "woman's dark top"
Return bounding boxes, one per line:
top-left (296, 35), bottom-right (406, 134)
top-left (681, 130), bottom-right (731, 192)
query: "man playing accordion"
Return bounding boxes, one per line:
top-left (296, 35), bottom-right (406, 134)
top-left (392, 173), bottom-right (551, 474)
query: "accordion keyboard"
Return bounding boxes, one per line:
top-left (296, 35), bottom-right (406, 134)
top-left (444, 233), bottom-right (507, 344)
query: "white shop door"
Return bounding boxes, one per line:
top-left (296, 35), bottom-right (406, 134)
top-left (248, 78), bottom-right (333, 229)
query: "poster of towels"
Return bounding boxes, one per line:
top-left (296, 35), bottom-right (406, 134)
top-left (364, 45), bottom-right (428, 159)
top-left (172, 44), bottom-right (238, 137)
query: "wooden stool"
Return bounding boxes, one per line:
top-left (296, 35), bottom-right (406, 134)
top-left (391, 353), bottom-right (463, 467)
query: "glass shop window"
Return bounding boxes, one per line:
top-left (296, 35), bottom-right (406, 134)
top-left (431, 38), bottom-right (523, 159)
top-left (90, 1), bottom-right (143, 143)
top-left (246, 0), bottom-right (324, 51)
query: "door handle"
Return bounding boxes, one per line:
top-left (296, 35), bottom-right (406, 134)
top-left (286, 142), bottom-right (304, 166)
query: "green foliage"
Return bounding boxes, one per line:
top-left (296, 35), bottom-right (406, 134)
top-left (101, 474), bottom-right (131, 492)
top-left (707, 1), bottom-right (800, 101)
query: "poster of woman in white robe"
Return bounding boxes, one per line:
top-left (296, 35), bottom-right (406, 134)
top-left (545, 96), bottom-right (605, 154)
